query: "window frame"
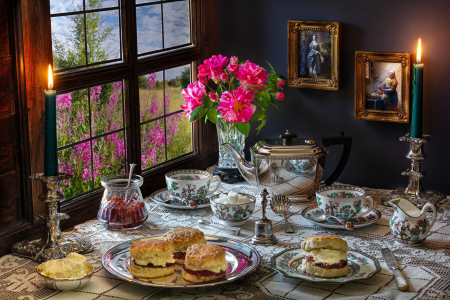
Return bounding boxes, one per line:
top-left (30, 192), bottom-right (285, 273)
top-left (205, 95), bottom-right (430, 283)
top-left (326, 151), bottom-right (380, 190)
top-left (19, 0), bottom-right (218, 229)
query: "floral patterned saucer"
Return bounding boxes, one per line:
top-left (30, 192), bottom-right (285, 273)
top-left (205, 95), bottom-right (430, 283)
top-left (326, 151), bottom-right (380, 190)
top-left (149, 188), bottom-right (218, 210)
top-left (300, 205), bottom-right (381, 229)
top-left (271, 248), bottom-right (381, 283)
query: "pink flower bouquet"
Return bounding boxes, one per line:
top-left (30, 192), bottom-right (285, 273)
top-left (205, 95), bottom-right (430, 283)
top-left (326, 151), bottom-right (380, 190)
top-left (180, 55), bottom-right (285, 136)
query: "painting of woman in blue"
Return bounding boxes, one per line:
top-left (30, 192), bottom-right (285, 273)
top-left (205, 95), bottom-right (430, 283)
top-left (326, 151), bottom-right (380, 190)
top-left (378, 71), bottom-right (398, 111)
top-left (306, 35), bottom-right (323, 77)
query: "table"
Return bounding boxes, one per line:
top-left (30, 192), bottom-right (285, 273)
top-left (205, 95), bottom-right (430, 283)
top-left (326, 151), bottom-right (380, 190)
top-left (1, 182), bottom-right (449, 300)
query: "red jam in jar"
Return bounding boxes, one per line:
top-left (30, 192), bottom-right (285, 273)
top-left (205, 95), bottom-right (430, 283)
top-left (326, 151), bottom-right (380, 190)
top-left (97, 174), bottom-right (148, 230)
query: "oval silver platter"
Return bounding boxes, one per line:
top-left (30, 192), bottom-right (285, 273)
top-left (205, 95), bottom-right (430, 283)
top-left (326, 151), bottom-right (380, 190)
top-left (102, 234), bottom-right (261, 288)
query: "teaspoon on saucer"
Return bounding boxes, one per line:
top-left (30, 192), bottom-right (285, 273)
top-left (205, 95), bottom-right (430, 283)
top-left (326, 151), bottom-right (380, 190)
top-left (315, 212), bottom-right (355, 231)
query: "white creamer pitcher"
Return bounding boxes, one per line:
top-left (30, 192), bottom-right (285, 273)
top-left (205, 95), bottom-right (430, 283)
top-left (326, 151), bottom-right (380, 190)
top-left (389, 198), bottom-right (437, 247)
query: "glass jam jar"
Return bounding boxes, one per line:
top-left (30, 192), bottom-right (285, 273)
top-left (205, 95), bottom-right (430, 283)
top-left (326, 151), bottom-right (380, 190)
top-left (97, 174), bottom-right (148, 230)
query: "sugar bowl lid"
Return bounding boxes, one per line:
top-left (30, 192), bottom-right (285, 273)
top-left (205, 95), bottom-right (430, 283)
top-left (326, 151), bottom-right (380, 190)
top-left (250, 130), bottom-right (327, 158)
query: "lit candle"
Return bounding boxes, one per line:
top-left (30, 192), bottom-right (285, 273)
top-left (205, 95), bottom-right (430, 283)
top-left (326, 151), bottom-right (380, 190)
top-left (44, 65), bottom-right (58, 176)
top-left (411, 38), bottom-right (423, 138)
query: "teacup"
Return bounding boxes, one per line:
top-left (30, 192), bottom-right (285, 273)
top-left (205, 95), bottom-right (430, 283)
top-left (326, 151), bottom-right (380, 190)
top-left (315, 185), bottom-right (373, 221)
top-left (165, 169), bottom-right (221, 202)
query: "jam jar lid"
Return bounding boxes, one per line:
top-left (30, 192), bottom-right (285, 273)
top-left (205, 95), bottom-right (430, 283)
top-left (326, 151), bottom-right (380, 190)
top-left (250, 130), bottom-right (327, 158)
top-left (100, 174), bottom-right (143, 190)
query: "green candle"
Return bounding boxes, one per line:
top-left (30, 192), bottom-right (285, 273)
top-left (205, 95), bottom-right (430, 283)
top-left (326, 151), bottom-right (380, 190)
top-left (411, 39), bottom-right (423, 138)
top-left (44, 65), bottom-right (58, 176)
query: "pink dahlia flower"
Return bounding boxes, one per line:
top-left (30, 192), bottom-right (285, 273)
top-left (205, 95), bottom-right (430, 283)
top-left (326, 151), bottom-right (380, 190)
top-left (220, 72), bottom-right (229, 81)
top-left (227, 62), bottom-right (239, 74)
top-left (230, 56), bottom-right (239, 64)
top-left (235, 60), bottom-right (268, 90)
top-left (217, 86), bottom-right (256, 123)
top-left (209, 92), bottom-right (218, 101)
top-left (277, 81), bottom-right (286, 88)
top-left (197, 55), bottom-right (229, 82)
top-left (181, 82), bottom-right (206, 118)
top-left (276, 92), bottom-right (285, 101)
top-left (197, 74), bottom-right (207, 85)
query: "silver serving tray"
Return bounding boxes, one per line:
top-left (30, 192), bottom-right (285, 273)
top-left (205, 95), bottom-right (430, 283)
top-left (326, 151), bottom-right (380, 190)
top-left (102, 235), bottom-right (261, 288)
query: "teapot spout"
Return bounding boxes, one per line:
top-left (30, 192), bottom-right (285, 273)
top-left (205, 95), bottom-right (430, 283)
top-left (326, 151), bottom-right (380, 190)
top-left (220, 143), bottom-right (256, 186)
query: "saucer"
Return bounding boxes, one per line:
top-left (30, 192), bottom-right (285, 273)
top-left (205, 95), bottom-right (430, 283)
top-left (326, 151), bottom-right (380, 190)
top-left (149, 188), bottom-right (217, 209)
top-left (300, 205), bottom-right (381, 229)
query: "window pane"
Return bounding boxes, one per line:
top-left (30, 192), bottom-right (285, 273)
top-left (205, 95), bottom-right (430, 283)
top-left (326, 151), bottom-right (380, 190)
top-left (163, 1), bottom-right (190, 48)
top-left (164, 64), bottom-right (190, 113)
top-left (57, 89), bottom-right (89, 148)
top-left (86, 10), bottom-right (121, 64)
top-left (50, 0), bottom-right (83, 14)
top-left (166, 112), bottom-right (192, 160)
top-left (58, 141), bottom-right (92, 199)
top-left (90, 81), bottom-right (124, 136)
top-left (141, 120), bottom-right (166, 170)
top-left (51, 15), bottom-right (86, 70)
top-left (139, 71), bottom-right (164, 122)
top-left (136, 5), bottom-right (163, 54)
top-left (92, 133), bottom-right (126, 188)
top-left (86, 0), bottom-right (119, 10)
top-left (136, 0), bottom-right (159, 4)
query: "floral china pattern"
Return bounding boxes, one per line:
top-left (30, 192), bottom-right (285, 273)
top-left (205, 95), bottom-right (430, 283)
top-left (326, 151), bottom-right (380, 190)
top-left (173, 175), bottom-right (201, 180)
top-left (390, 215), bottom-right (429, 242)
top-left (327, 192), bottom-right (360, 198)
top-left (169, 183), bottom-right (209, 201)
top-left (321, 200), bottom-right (362, 220)
top-left (211, 202), bottom-right (254, 221)
top-left (302, 206), bottom-right (381, 229)
top-left (271, 249), bottom-right (381, 283)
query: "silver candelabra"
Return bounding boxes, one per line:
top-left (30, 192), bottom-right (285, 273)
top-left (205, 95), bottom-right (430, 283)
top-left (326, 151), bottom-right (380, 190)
top-left (382, 134), bottom-right (446, 208)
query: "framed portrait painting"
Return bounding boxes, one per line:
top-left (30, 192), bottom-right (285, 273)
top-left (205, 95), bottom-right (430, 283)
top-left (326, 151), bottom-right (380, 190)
top-left (354, 51), bottom-right (411, 123)
top-left (288, 20), bottom-right (341, 90)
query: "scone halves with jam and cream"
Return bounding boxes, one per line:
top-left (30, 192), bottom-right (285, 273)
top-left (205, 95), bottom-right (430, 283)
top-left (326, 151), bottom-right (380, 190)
top-left (129, 240), bottom-right (176, 278)
top-left (163, 227), bottom-right (207, 264)
top-left (182, 244), bottom-right (228, 282)
top-left (301, 235), bottom-right (349, 278)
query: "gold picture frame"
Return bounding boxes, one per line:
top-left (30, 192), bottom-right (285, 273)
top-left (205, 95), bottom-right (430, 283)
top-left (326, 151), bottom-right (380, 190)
top-left (354, 51), bottom-right (411, 123)
top-left (288, 20), bottom-right (341, 90)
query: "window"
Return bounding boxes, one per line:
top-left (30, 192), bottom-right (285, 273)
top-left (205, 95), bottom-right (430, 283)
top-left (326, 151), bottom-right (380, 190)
top-left (46, 0), bottom-right (215, 202)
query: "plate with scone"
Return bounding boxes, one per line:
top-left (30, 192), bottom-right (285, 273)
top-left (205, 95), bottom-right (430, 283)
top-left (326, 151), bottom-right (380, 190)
top-left (102, 227), bottom-right (261, 287)
top-left (271, 235), bottom-right (381, 283)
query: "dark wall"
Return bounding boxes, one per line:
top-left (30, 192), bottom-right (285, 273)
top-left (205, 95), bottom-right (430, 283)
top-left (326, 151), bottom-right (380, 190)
top-left (217, 0), bottom-right (450, 194)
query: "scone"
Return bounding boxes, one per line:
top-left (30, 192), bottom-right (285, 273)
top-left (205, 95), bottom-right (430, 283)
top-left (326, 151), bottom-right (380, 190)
top-left (163, 227), bottom-right (207, 264)
top-left (129, 239), bottom-right (176, 278)
top-left (38, 252), bottom-right (93, 278)
top-left (182, 244), bottom-right (228, 282)
top-left (301, 235), bottom-right (349, 278)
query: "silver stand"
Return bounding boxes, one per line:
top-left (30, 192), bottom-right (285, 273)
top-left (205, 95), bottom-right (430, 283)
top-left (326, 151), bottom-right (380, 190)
top-left (11, 173), bottom-right (94, 262)
top-left (251, 189), bottom-right (277, 245)
top-left (382, 134), bottom-right (446, 208)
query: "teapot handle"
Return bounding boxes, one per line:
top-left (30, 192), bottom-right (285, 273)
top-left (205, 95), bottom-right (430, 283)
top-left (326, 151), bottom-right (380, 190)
top-left (322, 132), bottom-right (352, 186)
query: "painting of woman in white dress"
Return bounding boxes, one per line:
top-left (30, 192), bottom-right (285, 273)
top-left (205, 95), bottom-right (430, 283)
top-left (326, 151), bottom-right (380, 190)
top-left (299, 30), bottom-right (332, 79)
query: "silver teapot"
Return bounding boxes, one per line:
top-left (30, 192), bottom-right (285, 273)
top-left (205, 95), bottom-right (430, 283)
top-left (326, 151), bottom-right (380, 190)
top-left (221, 130), bottom-right (352, 200)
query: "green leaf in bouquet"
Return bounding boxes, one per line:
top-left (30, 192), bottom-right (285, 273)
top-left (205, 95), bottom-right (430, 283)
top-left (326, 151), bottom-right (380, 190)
top-left (204, 114), bottom-right (209, 124)
top-left (206, 108), bottom-right (218, 124)
top-left (250, 109), bottom-right (266, 122)
top-left (235, 122), bottom-right (250, 137)
top-left (202, 95), bottom-right (213, 108)
top-left (247, 84), bottom-right (262, 89)
top-left (266, 61), bottom-right (276, 73)
top-left (190, 106), bottom-right (207, 122)
top-left (254, 90), bottom-right (265, 99)
top-left (256, 118), bottom-right (267, 133)
top-left (253, 95), bottom-right (267, 110)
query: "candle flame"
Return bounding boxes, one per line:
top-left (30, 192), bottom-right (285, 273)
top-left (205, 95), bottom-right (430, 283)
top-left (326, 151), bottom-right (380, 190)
top-left (417, 38), bottom-right (422, 64)
top-left (48, 65), bottom-right (53, 90)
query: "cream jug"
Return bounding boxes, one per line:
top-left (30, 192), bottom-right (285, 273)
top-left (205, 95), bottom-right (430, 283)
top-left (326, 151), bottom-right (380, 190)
top-left (389, 198), bottom-right (437, 246)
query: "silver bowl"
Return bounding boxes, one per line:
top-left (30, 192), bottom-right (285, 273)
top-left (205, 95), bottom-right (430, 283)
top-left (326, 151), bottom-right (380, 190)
top-left (37, 262), bottom-right (94, 291)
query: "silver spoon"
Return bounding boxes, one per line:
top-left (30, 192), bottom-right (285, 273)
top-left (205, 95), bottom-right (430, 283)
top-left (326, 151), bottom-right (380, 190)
top-left (124, 163), bottom-right (136, 201)
top-left (315, 212), bottom-right (355, 231)
top-left (197, 218), bottom-right (241, 236)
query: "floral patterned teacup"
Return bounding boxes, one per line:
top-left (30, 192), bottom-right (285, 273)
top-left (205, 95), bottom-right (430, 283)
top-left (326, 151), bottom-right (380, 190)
top-left (315, 185), bottom-right (373, 222)
top-left (389, 198), bottom-right (437, 247)
top-left (210, 193), bottom-right (256, 226)
top-left (165, 169), bottom-right (221, 202)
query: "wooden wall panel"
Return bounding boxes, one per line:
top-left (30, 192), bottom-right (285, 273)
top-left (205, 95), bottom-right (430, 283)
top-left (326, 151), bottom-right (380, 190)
top-left (0, 115), bottom-right (15, 175)
top-left (0, 0), bottom-right (10, 57)
top-left (0, 171), bottom-right (19, 225)
top-left (0, 57), bottom-right (13, 115)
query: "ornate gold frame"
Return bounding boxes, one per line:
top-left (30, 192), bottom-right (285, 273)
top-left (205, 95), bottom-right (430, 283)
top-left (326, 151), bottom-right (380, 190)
top-left (288, 20), bottom-right (341, 90)
top-left (354, 51), bottom-right (411, 123)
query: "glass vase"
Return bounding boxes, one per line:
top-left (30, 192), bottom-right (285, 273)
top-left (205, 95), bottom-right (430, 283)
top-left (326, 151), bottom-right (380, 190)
top-left (216, 117), bottom-right (246, 168)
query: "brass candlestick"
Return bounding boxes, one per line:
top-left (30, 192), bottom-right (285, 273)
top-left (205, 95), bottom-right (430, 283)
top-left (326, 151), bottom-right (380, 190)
top-left (11, 173), bottom-right (94, 262)
top-left (251, 189), bottom-right (277, 245)
top-left (382, 134), bottom-right (446, 208)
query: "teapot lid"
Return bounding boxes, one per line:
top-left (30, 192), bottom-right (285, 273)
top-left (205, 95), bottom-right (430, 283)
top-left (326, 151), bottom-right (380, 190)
top-left (250, 130), bottom-right (327, 158)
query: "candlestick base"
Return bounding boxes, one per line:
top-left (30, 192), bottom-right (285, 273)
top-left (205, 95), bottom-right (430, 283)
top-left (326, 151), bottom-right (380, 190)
top-left (11, 173), bottom-right (94, 262)
top-left (381, 134), bottom-right (448, 208)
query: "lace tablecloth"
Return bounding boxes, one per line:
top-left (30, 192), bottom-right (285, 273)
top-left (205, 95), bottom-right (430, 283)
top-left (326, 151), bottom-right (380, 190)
top-left (1, 181), bottom-right (450, 300)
